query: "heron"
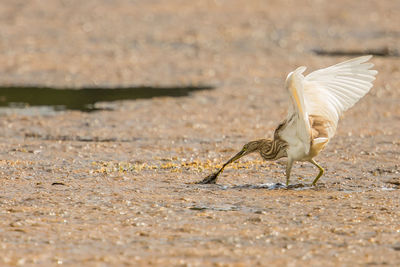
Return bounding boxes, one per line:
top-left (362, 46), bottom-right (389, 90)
top-left (198, 56), bottom-right (377, 186)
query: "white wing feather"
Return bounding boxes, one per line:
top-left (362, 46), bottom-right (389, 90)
top-left (285, 66), bottom-right (311, 154)
top-left (284, 56), bottom-right (377, 156)
top-left (303, 55), bottom-right (377, 138)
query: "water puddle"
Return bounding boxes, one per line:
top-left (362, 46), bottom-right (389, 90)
top-left (232, 183), bottom-right (312, 190)
top-left (311, 47), bottom-right (399, 57)
top-left (198, 182), bottom-right (399, 192)
top-left (198, 182), bottom-right (315, 191)
top-left (0, 85), bottom-right (213, 112)
top-left (189, 205), bottom-right (240, 212)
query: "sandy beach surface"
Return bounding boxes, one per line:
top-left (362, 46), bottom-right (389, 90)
top-left (0, 0), bottom-right (399, 265)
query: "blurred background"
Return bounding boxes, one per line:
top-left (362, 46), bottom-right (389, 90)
top-left (0, 0), bottom-right (398, 89)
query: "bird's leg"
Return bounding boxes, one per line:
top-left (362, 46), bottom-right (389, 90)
top-left (309, 159), bottom-right (324, 185)
top-left (196, 149), bottom-right (246, 184)
top-left (285, 159), bottom-right (294, 186)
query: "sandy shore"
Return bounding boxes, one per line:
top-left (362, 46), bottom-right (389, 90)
top-left (0, 0), bottom-right (399, 265)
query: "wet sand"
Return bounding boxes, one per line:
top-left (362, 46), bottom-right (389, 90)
top-left (0, 0), bottom-right (400, 266)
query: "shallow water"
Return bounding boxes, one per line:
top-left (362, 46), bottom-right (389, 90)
top-left (0, 85), bottom-right (213, 112)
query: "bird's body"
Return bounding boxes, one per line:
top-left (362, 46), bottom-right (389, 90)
top-left (198, 56), bottom-right (377, 186)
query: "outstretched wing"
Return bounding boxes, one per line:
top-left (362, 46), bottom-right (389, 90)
top-left (303, 55), bottom-right (377, 138)
top-left (283, 56), bottom-right (377, 155)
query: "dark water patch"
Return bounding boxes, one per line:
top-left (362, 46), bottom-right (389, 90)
top-left (189, 205), bottom-right (243, 212)
top-left (312, 47), bottom-right (399, 57)
top-left (23, 133), bottom-right (224, 143)
top-left (232, 183), bottom-right (287, 190)
top-left (51, 182), bottom-right (66, 186)
top-left (232, 183), bottom-right (316, 190)
top-left (0, 85), bottom-right (214, 112)
top-left (386, 179), bottom-right (400, 186)
top-left (24, 132), bottom-right (123, 142)
top-left (188, 204), bottom-right (274, 214)
top-left (196, 182), bottom-right (320, 191)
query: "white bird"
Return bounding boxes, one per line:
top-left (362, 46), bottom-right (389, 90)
top-left (198, 56), bottom-right (378, 186)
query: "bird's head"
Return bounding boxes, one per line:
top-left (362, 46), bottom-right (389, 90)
top-left (285, 66), bottom-right (306, 89)
top-left (227, 139), bottom-right (272, 163)
top-left (242, 139), bottom-right (268, 154)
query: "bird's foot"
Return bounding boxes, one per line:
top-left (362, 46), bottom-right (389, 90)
top-left (310, 182), bottom-right (325, 188)
top-left (196, 172), bottom-right (219, 184)
top-left (286, 183), bottom-right (307, 189)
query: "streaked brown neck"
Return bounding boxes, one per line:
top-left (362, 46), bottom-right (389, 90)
top-left (257, 138), bottom-right (287, 160)
top-left (197, 137), bottom-right (287, 185)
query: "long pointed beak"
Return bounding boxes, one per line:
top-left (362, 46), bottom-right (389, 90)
top-left (213, 149), bottom-right (246, 176)
top-left (226, 149), bottom-right (246, 165)
top-left (196, 148), bottom-right (247, 184)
